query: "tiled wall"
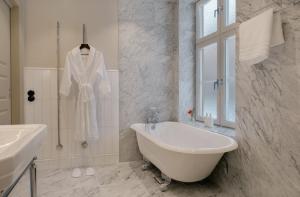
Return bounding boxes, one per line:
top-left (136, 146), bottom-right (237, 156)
top-left (176, 0), bottom-right (300, 196)
top-left (118, 0), bottom-right (178, 162)
top-left (24, 67), bottom-right (119, 170)
top-left (210, 1), bottom-right (300, 196)
top-left (178, 0), bottom-right (196, 123)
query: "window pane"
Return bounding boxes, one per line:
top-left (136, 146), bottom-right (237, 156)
top-left (225, 35), bottom-right (236, 122)
top-left (197, 42), bottom-right (218, 119)
top-left (197, 0), bottom-right (218, 39)
top-left (224, 0), bottom-right (236, 26)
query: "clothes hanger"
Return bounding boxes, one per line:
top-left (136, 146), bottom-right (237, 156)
top-left (80, 44), bottom-right (90, 51)
top-left (80, 44), bottom-right (90, 56)
top-left (80, 24), bottom-right (90, 55)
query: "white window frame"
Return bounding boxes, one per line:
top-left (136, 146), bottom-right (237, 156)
top-left (196, 0), bottom-right (236, 128)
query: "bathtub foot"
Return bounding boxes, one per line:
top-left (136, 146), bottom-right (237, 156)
top-left (153, 173), bottom-right (171, 192)
top-left (160, 183), bottom-right (169, 192)
top-left (142, 158), bottom-right (152, 171)
top-left (160, 173), bottom-right (171, 192)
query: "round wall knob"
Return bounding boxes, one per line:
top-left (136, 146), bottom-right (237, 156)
top-left (27, 90), bottom-right (35, 102)
top-left (27, 90), bottom-right (35, 96)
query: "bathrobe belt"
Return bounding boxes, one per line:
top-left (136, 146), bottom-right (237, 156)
top-left (78, 83), bottom-right (95, 102)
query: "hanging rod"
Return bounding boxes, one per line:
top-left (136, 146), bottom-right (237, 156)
top-left (194, 0), bottom-right (300, 6)
top-left (56, 21), bottom-right (63, 150)
top-left (81, 23), bottom-right (89, 149)
top-left (251, 2), bottom-right (282, 16)
top-left (249, 1), bottom-right (300, 19)
top-left (82, 24), bottom-right (86, 44)
top-left (292, 0), bottom-right (300, 4)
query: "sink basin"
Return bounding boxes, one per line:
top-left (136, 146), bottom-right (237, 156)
top-left (0, 124), bottom-right (47, 192)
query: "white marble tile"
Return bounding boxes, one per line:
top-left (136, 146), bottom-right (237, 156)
top-left (96, 181), bottom-right (150, 197)
top-left (95, 162), bottom-right (140, 186)
top-left (209, 1), bottom-right (300, 197)
top-left (33, 162), bottom-right (227, 197)
top-left (40, 187), bottom-right (87, 197)
top-left (118, 0), bottom-right (178, 162)
top-left (178, 0), bottom-right (196, 123)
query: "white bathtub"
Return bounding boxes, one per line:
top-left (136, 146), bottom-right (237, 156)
top-left (130, 122), bottom-right (238, 183)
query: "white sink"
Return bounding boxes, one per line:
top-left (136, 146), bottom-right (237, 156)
top-left (0, 124), bottom-right (47, 192)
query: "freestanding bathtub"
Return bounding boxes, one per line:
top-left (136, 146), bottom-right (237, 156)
top-left (130, 122), bottom-right (238, 183)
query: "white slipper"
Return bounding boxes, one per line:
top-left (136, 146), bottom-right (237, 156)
top-left (86, 167), bottom-right (95, 176)
top-left (72, 168), bottom-right (82, 178)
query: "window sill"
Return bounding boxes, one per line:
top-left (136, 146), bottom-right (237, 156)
top-left (183, 120), bottom-right (236, 139)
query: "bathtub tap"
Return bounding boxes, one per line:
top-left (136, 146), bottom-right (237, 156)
top-left (146, 107), bottom-right (160, 130)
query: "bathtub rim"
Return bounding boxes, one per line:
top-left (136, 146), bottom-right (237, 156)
top-left (130, 121), bottom-right (238, 155)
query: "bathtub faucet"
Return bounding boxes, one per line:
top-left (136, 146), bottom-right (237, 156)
top-left (146, 107), bottom-right (160, 130)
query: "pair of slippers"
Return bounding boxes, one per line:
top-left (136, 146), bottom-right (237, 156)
top-left (72, 167), bottom-right (95, 178)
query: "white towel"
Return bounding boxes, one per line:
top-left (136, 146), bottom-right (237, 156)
top-left (270, 12), bottom-right (285, 47)
top-left (239, 8), bottom-right (285, 66)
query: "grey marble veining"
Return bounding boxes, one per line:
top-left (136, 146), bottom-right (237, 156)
top-left (119, 0), bottom-right (179, 162)
top-left (31, 162), bottom-right (232, 197)
top-left (209, 1), bottom-right (300, 196)
top-left (10, 1), bottom-right (298, 196)
top-left (178, 0), bottom-right (197, 123)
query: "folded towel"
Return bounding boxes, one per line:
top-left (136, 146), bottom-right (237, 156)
top-left (239, 8), bottom-right (285, 66)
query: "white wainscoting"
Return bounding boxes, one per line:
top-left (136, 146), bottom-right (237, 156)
top-left (24, 67), bottom-right (119, 170)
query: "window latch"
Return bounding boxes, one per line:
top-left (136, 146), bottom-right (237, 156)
top-left (213, 80), bottom-right (219, 90)
top-left (213, 79), bottom-right (224, 90)
top-left (214, 6), bottom-right (223, 17)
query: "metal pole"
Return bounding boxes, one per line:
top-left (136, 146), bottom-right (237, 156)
top-left (29, 159), bottom-right (37, 197)
top-left (56, 21), bottom-right (63, 150)
top-left (81, 23), bottom-right (89, 149)
top-left (1, 157), bottom-right (37, 197)
top-left (83, 24), bottom-right (86, 44)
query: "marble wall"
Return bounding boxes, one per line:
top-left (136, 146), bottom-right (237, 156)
top-left (118, 0), bottom-right (178, 161)
top-left (118, 0), bottom-right (300, 195)
top-left (178, 0), bottom-right (196, 122)
top-left (210, 0), bottom-right (300, 196)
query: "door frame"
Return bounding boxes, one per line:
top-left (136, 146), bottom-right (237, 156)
top-left (4, 0), bottom-right (25, 124)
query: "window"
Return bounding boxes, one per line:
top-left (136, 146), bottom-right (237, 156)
top-left (196, 0), bottom-right (236, 128)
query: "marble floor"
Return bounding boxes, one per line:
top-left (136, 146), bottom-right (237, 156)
top-left (10, 161), bottom-right (228, 197)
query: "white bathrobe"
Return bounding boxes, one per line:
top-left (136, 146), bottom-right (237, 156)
top-left (60, 46), bottom-right (111, 141)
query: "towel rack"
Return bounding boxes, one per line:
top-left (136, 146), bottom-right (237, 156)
top-left (56, 21), bottom-right (63, 150)
top-left (292, 0), bottom-right (300, 4)
top-left (251, 2), bottom-right (281, 17)
top-left (251, 1), bottom-right (300, 18)
top-left (81, 23), bottom-right (89, 149)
